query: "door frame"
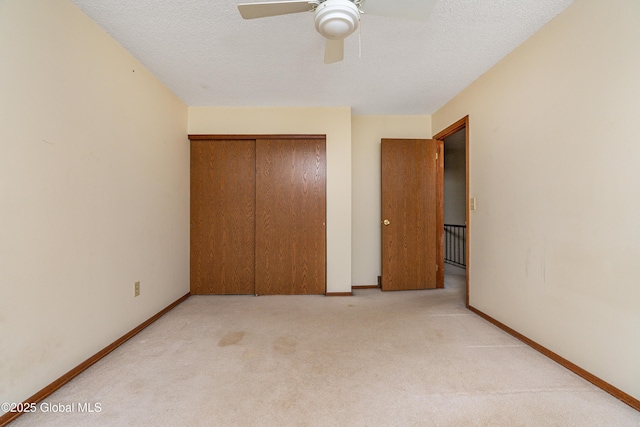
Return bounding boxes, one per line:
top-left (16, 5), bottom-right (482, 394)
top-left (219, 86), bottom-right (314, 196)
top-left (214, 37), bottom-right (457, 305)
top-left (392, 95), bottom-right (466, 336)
top-left (433, 116), bottom-right (470, 308)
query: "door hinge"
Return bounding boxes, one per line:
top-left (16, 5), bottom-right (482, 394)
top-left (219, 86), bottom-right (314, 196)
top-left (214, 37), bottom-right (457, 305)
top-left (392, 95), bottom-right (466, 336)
top-left (436, 264), bottom-right (439, 271)
top-left (435, 152), bottom-right (439, 160)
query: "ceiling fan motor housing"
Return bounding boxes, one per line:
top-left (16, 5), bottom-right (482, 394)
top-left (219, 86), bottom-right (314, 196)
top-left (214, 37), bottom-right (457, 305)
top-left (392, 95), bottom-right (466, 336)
top-left (314, 0), bottom-right (360, 40)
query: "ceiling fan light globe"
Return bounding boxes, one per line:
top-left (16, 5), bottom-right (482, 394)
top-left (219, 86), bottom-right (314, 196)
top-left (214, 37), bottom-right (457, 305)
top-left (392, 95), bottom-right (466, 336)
top-left (318, 18), bottom-right (356, 39)
top-left (314, 0), bottom-right (359, 40)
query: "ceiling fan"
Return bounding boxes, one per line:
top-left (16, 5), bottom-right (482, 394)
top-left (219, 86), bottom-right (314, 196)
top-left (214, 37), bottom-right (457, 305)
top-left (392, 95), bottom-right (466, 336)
top-left (238, 0), bottom-right (436, 64)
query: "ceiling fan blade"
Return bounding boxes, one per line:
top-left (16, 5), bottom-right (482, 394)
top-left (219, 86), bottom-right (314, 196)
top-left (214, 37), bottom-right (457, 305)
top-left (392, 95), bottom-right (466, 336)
top-left (324, 39), bottom-right (344, 64)
top-left (238, 1), bottom-right (313, 19)
top-left (362, 0), bottom-right (436, 21)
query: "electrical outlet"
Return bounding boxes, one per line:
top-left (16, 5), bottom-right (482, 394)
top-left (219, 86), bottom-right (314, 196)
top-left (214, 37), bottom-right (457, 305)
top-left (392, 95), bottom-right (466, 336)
top-left (134, 281), bottom-right (140, 297)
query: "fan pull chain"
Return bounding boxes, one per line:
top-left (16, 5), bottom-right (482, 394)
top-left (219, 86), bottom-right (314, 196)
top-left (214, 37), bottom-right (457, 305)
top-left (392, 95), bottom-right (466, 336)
top-left (358, 18), bottom-right (362, 59)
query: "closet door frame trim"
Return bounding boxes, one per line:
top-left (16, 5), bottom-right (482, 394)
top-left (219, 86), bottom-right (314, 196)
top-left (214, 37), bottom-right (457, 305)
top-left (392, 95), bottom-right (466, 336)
top-left (189, 134), bottom-right (326, 141)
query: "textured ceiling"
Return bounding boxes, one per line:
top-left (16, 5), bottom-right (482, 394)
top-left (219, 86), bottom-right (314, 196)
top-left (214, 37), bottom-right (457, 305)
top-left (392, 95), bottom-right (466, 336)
top-left (70, 0), bottom-right (574, 115)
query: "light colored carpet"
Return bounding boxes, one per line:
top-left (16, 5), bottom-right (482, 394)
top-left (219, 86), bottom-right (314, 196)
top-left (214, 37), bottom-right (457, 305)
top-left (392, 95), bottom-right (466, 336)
top-left (11, 267), bottom-right (640, 426)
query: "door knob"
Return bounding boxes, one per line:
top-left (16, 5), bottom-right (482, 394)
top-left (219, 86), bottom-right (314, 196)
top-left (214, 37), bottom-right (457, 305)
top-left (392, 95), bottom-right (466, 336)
top-left (383, 219), bottom-right (390, 226)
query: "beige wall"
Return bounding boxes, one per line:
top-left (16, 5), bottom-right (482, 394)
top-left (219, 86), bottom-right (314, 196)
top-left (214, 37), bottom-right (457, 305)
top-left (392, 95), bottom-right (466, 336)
top-left (433, 0), bottom-right (640, 399)
top-left (0, 0), bottom-right (190, 409)
top-left (188, 107), bottom-right (352, 293)
top-left (351, 115), bottom-right (431, 286)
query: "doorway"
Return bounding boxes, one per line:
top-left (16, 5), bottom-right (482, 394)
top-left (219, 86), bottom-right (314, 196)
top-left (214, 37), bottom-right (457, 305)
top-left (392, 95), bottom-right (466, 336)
top-left (433, 116), bottom-right (470, 307)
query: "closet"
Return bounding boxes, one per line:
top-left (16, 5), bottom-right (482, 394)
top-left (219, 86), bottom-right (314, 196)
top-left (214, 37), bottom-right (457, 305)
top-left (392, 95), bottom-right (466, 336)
top-left (189, 135), bottom-right (327, 295)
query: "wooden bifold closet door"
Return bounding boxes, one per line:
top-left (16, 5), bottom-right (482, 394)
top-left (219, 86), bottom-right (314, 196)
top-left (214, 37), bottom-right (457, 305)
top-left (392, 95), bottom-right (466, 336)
top-left (190, 136), bottom-right (326, 295)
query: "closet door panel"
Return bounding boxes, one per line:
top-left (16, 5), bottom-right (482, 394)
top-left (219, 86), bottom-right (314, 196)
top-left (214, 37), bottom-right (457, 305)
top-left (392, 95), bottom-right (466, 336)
top-left (255, 138), bottom-right (326, 295)
top-left (191, 139), bottom-right (256, 294)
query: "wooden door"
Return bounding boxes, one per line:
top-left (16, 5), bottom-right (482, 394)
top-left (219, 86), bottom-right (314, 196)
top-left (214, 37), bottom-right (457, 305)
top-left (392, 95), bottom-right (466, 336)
top-left (255, 138), bottom-right (326, 295)
top-left (190, 139), bottom-right (256, 294)
top-left (381, 138), bottom-right (443, 290)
